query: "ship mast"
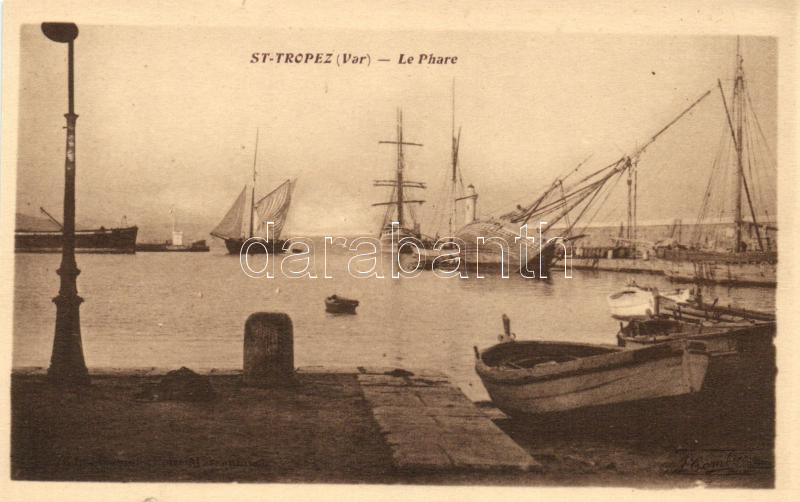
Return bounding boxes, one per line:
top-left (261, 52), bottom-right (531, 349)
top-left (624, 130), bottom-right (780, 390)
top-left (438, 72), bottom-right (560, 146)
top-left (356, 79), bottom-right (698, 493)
top-left (396, 110), bottom-right (405, 228)
top-left (249, 128), bottom-right (259, 239)
top-left (734, 37), bottom-right (744, 252)
top-left (450, 80), bottom-right (459, 236)
top-left (720, 37), bottom-right (764, 252)
top-left (374, 108), bottom-right (425, 234)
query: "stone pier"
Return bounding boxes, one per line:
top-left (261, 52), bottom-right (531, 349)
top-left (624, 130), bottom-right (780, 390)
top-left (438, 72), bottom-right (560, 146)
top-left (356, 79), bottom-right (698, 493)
top-left (355, 366), bottom-right (539, 472)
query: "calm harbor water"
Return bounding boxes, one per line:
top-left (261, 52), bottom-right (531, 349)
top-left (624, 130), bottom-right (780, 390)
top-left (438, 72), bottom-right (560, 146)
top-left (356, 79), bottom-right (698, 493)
top-left (13, 244), bottom-right (775, 400)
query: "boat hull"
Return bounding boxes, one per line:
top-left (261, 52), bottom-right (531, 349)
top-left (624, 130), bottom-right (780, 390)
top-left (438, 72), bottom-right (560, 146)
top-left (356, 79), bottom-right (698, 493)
top-left (136, 240), bottom-right (210, 252)
top-left (325, 297), bottom-right (359, 314)
top-left (655, 250), bottom-right (776, 287)
top-left (618, 319), bottom-right (775, 383)
top-left (222, 237), bottom-right (287, 255)
top-left (15, 226), bottom-right (138, 254)
top-left (475, 340), bottom-right (709, 417)
top-left (607, 288), bottom-right (656, 320)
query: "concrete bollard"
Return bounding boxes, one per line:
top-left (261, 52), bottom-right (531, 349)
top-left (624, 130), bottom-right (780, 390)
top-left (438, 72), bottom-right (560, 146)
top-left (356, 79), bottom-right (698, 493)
top-left (243, 312), bottom-right (294, 387)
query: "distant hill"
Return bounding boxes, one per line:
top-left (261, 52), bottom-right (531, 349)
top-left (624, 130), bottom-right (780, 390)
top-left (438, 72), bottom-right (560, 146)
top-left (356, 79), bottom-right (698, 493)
top-left (15, 212), bottom-right (124, 232)
top-left (16, 213), bottom-right (62, 231)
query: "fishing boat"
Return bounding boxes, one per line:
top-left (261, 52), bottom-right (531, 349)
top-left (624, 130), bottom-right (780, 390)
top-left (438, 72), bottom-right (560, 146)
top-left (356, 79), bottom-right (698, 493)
top-left (606, 283), bottom-right (691, 320)
top-left (211, 130), bottom-right (296, 255)
top-left (616, 296), bottom-right (775, 357)
top-left (372, 109), bottom-right (427, 254)
top-left (656, 40), bottom-right (776, 287)
top-left (553, 40), bottom-right (777, 287)
top-left (15, 208), bottom-right (137, 254)
top-left (474, 337), bottom-right (709, 417)
top-left (325, 295), bottom-right (359, 314)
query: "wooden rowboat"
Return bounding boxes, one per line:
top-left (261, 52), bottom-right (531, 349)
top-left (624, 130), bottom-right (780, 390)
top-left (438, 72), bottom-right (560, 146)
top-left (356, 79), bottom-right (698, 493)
top-left (325, 295), bottom-right (359, 314)
top-left (474, 338), bottom-right (709, 417)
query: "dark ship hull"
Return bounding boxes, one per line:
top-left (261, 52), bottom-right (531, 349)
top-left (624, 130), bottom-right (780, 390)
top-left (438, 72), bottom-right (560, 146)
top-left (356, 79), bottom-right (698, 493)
top-left (223, 237), bottom-right (287, 255)
top-left (15, 226), bottom-right (138, 254)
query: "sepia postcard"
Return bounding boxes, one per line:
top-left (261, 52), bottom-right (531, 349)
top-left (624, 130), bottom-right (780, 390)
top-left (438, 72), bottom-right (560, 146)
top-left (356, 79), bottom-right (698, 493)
top-left (1, 0), bottom-right (798, 500)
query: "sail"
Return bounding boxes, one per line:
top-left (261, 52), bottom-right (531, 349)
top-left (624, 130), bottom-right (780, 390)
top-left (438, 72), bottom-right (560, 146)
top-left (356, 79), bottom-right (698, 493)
top-left (253, 179), bottom-right (295, 240)
top-left (210, 186), bottom-right (247, 240)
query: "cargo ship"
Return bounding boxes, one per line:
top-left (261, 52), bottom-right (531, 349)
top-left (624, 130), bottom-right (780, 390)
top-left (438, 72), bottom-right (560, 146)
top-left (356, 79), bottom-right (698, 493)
top-left (15, 209), bottom-right (137, 254)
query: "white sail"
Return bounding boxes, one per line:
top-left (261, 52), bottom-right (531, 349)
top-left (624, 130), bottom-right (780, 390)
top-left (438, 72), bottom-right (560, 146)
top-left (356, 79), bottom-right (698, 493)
top-left (253, 179), bottom-right (295, 240)
top-left (210, 186), bottom-right (247, 240)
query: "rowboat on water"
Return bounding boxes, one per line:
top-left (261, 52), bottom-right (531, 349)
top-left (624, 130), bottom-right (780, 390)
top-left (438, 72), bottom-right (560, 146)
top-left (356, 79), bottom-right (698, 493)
top-left (474, 335), bottom-right (709, 417)
top-left (325, 295), bottom-right (359, 314)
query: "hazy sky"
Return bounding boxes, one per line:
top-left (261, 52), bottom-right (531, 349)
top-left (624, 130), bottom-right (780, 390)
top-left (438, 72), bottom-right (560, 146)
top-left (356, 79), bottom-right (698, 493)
top-left (17, 26), bottom-right (777, 241)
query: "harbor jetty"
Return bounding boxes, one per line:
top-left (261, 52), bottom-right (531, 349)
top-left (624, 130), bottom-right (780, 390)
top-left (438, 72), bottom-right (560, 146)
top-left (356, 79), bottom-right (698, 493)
top-left (11, 313), bottom-right (772, 486)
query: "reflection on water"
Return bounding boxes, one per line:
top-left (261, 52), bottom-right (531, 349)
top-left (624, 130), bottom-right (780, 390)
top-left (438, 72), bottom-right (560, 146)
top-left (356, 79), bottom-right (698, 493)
top-left (13, 245), bottom-right (775, 400)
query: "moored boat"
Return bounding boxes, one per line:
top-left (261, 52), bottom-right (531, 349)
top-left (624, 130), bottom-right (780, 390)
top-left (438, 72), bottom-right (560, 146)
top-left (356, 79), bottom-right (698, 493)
top-left (617, 317), bottom-right (774, 354)
top-left (474, 337), bottom-right (709, 417)
top-left (607, 286), bottom-right (656, 320)
top-left (606, 283), bottom-right (691, 320)
top-left (325, 295), bottom-right (359, 314)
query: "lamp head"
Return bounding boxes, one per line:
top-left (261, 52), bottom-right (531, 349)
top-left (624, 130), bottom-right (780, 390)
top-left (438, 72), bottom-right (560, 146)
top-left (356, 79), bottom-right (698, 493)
top-left (41, 23), bottom-right (79, 43)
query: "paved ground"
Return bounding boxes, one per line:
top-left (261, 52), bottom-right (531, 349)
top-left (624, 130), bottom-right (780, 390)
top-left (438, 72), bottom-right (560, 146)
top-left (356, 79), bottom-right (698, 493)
top-left (10, 367), bottom-right (773, 486)
top-left (356, 367), bottom-right (538, 472)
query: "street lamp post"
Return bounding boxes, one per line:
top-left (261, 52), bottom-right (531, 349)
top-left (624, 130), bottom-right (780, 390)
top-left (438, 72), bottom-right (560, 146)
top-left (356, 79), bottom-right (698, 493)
top-left (42, 22), bottom-right (89, 386)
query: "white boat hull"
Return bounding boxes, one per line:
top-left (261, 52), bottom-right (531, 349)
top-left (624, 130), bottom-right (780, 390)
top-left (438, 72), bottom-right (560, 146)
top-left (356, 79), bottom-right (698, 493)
top-left (476, 341), bottom-right (709, 416)
top-left (606, 288), bottom-right (656, 320)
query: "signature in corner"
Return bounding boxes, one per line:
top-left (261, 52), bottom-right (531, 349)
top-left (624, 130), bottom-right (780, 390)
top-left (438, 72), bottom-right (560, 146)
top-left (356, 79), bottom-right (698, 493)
top-left (675, 449), bottom-right (771, 474)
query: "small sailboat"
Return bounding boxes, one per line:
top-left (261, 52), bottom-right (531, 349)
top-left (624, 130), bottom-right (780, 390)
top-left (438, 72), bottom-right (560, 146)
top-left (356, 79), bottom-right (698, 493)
top-left (325, 294), bottom-right (359, 314)
top-left (474, 316), bottom-right (710, 417)
top-left (211, 129), bottom-right (296, 255)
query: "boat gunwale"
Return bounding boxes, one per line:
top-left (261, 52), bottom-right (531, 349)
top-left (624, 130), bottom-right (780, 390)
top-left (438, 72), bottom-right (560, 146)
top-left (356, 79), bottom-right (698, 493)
top-left (475, 340), bottom-right (697, 386)
top-left (619, 321), bottom-right (775, 346)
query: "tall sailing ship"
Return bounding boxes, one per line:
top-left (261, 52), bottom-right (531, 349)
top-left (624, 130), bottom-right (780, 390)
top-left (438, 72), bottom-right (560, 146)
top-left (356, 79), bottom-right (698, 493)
top-left (455, 39), bottom-right (776, 283)
top-left (454, 90), bottom-right (713, 276)
top-left (373, 109), bottom-right (427, 252)
top-left (655, 40), bottom-right (777, 286)
top-left (211, 130), bottom-right (296, 255)
top-left (414, 83), bottom-right (479, 267)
